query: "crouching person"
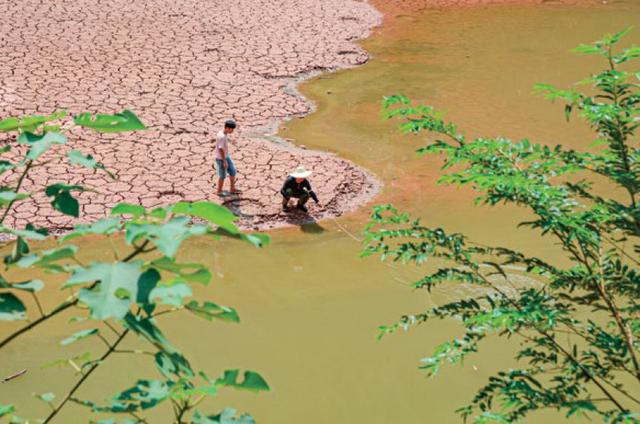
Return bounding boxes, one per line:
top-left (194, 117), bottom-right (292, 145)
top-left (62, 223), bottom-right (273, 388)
top-left (281, 166), bottom-right (319, 213)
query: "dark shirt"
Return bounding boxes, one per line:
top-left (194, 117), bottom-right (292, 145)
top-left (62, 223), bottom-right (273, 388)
top-left (280, 176), bottom-right (318, 202)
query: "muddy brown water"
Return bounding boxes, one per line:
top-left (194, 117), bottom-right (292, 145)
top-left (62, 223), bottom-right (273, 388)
top-left (2, 2), bottom-right (640, 422)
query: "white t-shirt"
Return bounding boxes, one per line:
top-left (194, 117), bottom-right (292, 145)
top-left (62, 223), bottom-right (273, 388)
top-left (215, 130), bottom-right (230, 160)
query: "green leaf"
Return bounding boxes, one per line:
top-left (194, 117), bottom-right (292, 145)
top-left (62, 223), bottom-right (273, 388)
top-left (62, 217), bottom-right (122, 242)
top-left (571, 44), bottom-right (604, 55)
top-left (172, 201), bottom-right (238, 232)
top-left (122, 313), bottom-right (176, 354)
top-left (0, 293), bottom-right (26, 321)
top-left (0, 191), bottom-right (28, 205)
top-left (67, 150), bottom-right (116, 178)
top-left (111, 203), bottom-right (145, 218)
top-left (136, 268), bottom-right (160, 306)
top-left (0, 404), bottom-right (15, 417)
top-left (154, 351), bottom-right (194, 379)
top-left (170, 202), bottom-right (270, 247)
top-left (149, 257), bottom-right (212, 285)
top-left (0, 110), bottom-right (66, 133)
top-left (185, 301), bottom-right (240, 323)
top-left (192, 408), bottom-right (255, 424)
top-left (4, 236), bottom-right (30, 265)
top-left (12, 280), bottom-right (44, 292)
top-left (68, 262), bottom-right (142, 320)
top-left (0, 159), bottom-right (16, 175)
top-left (149, 283), bottom-right (192, 307)
top-left (60, 329), bottom-right (99, 346)
top-left (36, 392), bottom-right (55, 403)
top-left (91, 380), bottom-right (171, 412)
top-left (16, 245), bottom-right (77, 271)
top-left (45, 183), bottom-right (84, 217)
top-left (41, 352), bottom-right (92, 370)
top-left (218, 370), bottom-right (270, 392)
top-left (0, 225), bottom-right (47, 241)
top-left (18, 131), bottom-right (68, 160)
top-left (125, 217), bottom-right (208, 258)
top-left (74, 110), bottom-right (145, 133)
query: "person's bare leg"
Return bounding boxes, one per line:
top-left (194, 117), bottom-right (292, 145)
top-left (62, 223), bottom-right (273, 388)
top-left (217, 178), bottom-right (224, 195)
top-left (229, 176), bottom-right (236, 193)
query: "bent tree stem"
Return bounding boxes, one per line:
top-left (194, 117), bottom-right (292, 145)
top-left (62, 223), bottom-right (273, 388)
top-left (0, 160), bottom-right (33, 225)
top-left (43, 328), bottom-right (130, 423)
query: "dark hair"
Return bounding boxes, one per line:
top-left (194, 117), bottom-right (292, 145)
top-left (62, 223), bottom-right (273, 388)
top-left (224, 120), bottom-right (237, 129)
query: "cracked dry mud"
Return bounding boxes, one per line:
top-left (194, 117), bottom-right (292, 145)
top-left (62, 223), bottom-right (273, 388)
top-left (0, 0), bottom-right (383, 231)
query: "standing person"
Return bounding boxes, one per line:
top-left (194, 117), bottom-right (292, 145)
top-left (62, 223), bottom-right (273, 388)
top-left (215, 120), bottom-right (238, 196)
top-left (280, 166), bottom-right (319, 213)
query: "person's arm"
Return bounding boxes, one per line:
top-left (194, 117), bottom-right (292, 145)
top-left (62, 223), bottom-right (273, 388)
top-left (304, 180), bottom-right (319, 203)
top-left (308, 190), bottom-right (319, 204)
top-left (280, 177), bottom-right (292, 197)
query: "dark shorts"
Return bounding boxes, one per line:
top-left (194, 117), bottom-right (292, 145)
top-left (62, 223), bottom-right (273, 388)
top-left (282, 188), bottom-right (309, 199)
top-left (215, 157), bottom-right (237, 179)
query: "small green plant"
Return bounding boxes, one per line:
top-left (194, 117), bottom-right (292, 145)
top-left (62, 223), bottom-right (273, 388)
top-left (0, 109), bottom-right (269, 422)
top-left (364, 30), bottom-right (640, 422)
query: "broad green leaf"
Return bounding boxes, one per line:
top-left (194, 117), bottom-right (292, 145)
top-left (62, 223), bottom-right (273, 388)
top-left (149, 283), bottom-right (192, 307)
top-left (18, 131), bottom-right (68, 160)
top-left (0, 159), bottom-right (15, 175)
top-left (114, 380), bottom-right (171, 410)
top-left (62, 217), bottom-right (122, 242)
top-left (0, 225), bottom-right (47, 241)
top-left (185, 301), bottom-right (239, 323)
top-left (0, 191), bottom-right (28, 205)
top-left (60, 328), bottom-right (99, 346)
top-left (122, 313), bottom-right (176, 354)
top-left (111, 203), bottom-right (145, 218)
top-left (45, 183), bottom-right (84, 217)
top-left (0, 110), bottom-right (66, 133)
top-left (136, 268), bottom-right (160, 306)
top-left (218, 370), bottom-right (269, 392)
top-left (0, 404), bottom-right (14, 417)
top-left (16, 245), bottom-right (77, 271)
top-left (149, 257), bottom-right (211, 285)
top-left (192, 408), bottom-right (255, 424)
top-left (4, 236), bottom-right (30, 265)
top-left (67, 150), bottom-right (116, 178)
top-left (80, 380), bottom-right (172, 413)
top-left (171, 202), bottom-right (269, 247)
top-left (125, 217), bottom-right (208, 258)
top-left (154, 351), bottom-right (194, 379)
top-left (74, 110), bottom-right (145, 133)
top-left (172, 201), bottom-right (239, 232)
top-left (0, 293), bottom-right (26, 321)
top-left (12, 280), bottom-right (44, 292)
top-left (68, 262), bottom-right (142, 320)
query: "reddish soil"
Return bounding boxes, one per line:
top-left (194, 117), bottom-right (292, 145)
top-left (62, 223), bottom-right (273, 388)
top-left (370, 0), bottom-right (594, 22)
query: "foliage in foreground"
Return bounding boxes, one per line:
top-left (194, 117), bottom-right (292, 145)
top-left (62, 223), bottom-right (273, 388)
top-left (0, 110), bottom-right (269, 422)
top-left (364, 30), bottom-right (640, 422)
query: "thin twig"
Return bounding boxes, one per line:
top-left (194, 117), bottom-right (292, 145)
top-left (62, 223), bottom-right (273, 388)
top-left (31, 292), bottom-right (45, 318)
top-left (43, 328), bottom-right (130, 423)
top-left (0, 160), bottom-right (33, 224)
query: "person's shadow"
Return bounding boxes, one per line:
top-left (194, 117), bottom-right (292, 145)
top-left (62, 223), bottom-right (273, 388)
top-left (283, 211), bottom-right (325, 234)
top-left (300, 221), bottom-right (325, 234)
